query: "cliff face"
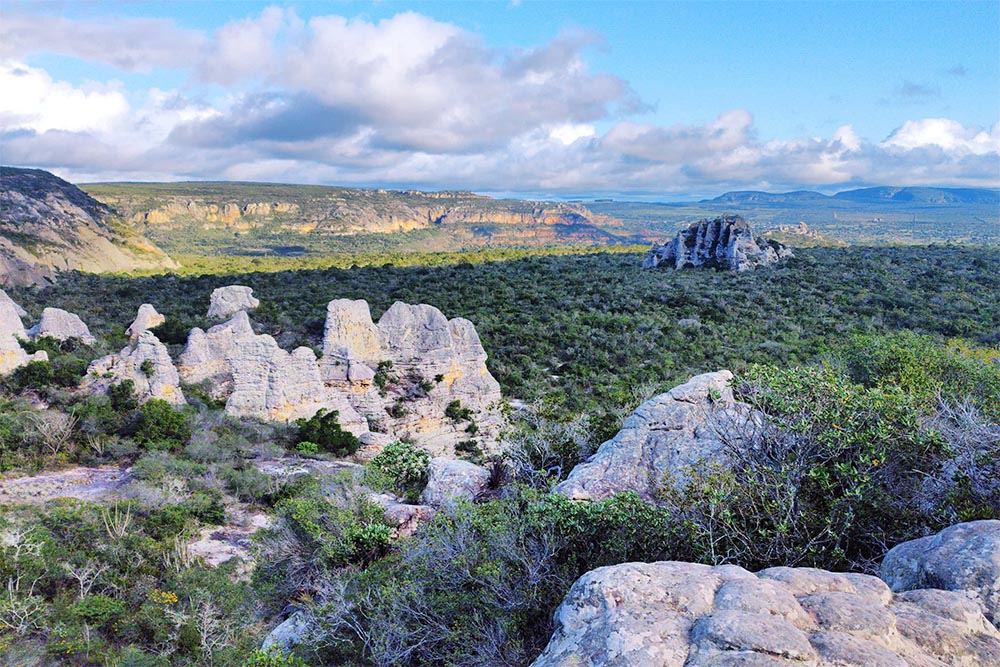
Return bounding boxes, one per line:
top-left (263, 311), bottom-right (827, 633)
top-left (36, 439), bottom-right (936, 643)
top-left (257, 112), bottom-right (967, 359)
top-left (84, 182), bottom-right (624, 252)
top-left (0, 167), bottom-right (176, 286)
top-left (643, 214), bottom-right (791, 271)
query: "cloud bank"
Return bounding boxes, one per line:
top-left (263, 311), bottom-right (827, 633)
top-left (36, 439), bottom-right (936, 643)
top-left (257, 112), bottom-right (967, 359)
top-left (1, 7), bottom-right (997, 194)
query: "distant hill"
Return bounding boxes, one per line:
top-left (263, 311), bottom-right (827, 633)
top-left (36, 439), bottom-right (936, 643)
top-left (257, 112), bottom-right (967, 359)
top-left (82, 181), bottom-right (628, 256)
top-left (705, 186), bottom-right (1000, 206)
top-left (0, 167), bottom-right (176, 286)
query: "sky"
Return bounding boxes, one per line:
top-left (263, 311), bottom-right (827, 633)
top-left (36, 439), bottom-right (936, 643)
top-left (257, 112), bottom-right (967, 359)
top-left (1, 0), bottom-right (998, 199)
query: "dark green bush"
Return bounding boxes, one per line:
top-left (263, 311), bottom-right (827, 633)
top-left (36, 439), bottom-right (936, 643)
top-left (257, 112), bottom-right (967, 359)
top-left (366, 440), bottom-right (430, 502)
top-left (135, 399), bottom-right (191, 450)
top-left (295, 409), bottom-right (359, 457)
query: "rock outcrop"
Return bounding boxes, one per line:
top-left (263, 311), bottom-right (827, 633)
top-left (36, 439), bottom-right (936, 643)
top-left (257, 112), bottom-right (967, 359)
top-left (28, 307), bottom-right (95, 345)
top-left (0, 167), bottom-right (176, 286)
top-left (207, 285), bottom-right (259, 321)
top-left (420, 458), bottom-right (491, 505)
top-left (557, 370), bottom-right (742, 502)
top-left (126, 304), bottom-right (166, 341)
top-left (83, 307), bottom-right (185, 405)
top-left (320, 299), bottom-right (504, 455)
top-left (881, 520), bottom-right (1000, 628)
top-left (0, 289), bottom-right (47, 374)
top-left (643, 215), bottom-right (791, 271)
top-left (532, 559), bottom-right (1000, 667)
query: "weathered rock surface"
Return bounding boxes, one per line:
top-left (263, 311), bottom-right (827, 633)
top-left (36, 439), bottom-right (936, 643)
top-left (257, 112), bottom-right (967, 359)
top-left (532, 560), bottom-right (1000, 667)
top-left (420, 457), bottom-right (491, 505)
top-left (557, 370), bottom-right (741, 501)
top-left (28, 307), bottom-right (95, 345)
top-left (320, 299), bottom-right (504, 456)
top-left (84, 308), bottom-right (185, 405)
top-left (126, 304), bottom-right (165, 341)
top-left (0, 289), bottom-right (47, 374)
top-left (0, 167), bottom-right (175, 286)
top-left (881, 520), bottom-right (1000, 628)
top-left (643, 215), bottom-right (791, 271)
top-left (261, 611), bottom-right (311, 652)
top-left (179, 311), bottom-right (257, 397)
top-left (207, 285), bottom-right (259, 320)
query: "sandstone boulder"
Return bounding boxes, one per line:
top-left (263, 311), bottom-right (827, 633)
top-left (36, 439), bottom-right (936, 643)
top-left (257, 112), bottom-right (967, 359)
top-left (28, 307), bottom-right (95, 345)
top-left (532, 560), bottom-right (1000, 667)
top-left (178, 311), bottom-right (257, 398)
top-left (319, 299), bottom-right (382, 383)
top-left (261, 611), bottom-right (311, 652)
top-left (207, 285), bottom-right (259, 320)
top-left (643, 215), bottom-right (791, 271)
top-left (881, 520), bottom-right (1000, 628)
top-left (557, 370), bottom-right (741, 501)
top-left (420, 457), bottom-right (491, 506)
top-left (0, 289), bottom-right (47, 374)
top-left (126, 304), bottom-right (165, 341)
top-left (85, 329), bottom-right (186, 405)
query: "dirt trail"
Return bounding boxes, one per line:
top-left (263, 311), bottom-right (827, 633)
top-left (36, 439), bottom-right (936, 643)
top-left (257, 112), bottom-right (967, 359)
top-left (0, 465), bottom-right (131, 505)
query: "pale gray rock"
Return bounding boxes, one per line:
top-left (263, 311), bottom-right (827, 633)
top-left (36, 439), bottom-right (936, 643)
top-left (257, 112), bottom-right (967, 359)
top-left (0, 290), bottom-right (47, 374)
top-left (556, 370), bottom-right (740, 501)
top-left (0, 289), bottom-right (27, 318)
top-left (643, 215), bottom-right (792, 271)
top-left (261, 611), bottom-right (311, 652)
top-left (178, 311), bottom-right (257, 398)
top-left (84, 330), bottom-right (186, 405)
top-left (320, 299), bottom-right (383, 383)
top-left (207, 285), bottom-right (259, 320)
top-left (420, 457), bottom-right (490, 505)
top-left (880, 520), bottom-right (1000, 627)
top-left (126, 304), bottom-right (165, 341)
top-left (28, 307), bottom-right (95, 345)
top-left (531, 560), bottom-right (1000, 667)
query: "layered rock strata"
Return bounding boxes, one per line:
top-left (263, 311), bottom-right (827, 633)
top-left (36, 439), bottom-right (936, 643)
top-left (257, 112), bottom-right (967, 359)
top-left (643, 215), bottom-right (791, 271)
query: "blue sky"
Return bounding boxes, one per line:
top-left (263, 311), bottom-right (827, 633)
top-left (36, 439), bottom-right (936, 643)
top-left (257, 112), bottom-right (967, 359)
top-left (1, 1), bottom-right (998, 198)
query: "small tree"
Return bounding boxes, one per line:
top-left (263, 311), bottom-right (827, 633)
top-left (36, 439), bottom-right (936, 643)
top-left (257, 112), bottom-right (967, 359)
top-left (295, 409), bottom-right (360, 457)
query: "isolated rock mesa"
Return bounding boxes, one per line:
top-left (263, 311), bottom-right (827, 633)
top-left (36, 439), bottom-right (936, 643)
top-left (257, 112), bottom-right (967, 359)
top-left (557, 370), bottom-right (742, 502)
top-left (0, 166), bottom-right (176, 286)
top-left (643, 214), bottom-right (791, 271)
top-left (531, 541), bottom-right (1000, 666)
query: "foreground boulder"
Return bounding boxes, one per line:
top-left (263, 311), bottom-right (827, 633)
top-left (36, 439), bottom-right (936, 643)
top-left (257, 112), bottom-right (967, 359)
top-left (643, 215), bottom-right (791, 271)
top-left (420, 457), bottom-right (491, 505)
top-left (207, 285), bottom-right (259, 320)
top-left (881, 520), bottom-right (1000, 628)
top-left (28, 307), bottom-right (95, 345)
top-left (0, 289), bottom-right (47, 374)
top-left (532, 559), bottom-right (1000, 667)
top-left (557, 370), bottom-right (742, 502)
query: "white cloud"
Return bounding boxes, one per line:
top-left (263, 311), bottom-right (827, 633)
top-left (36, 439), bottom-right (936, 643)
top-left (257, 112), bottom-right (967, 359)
top-left (0, 61), bottom-right (129, 133)
top-left (881, 118), bottom-right (1000, 155)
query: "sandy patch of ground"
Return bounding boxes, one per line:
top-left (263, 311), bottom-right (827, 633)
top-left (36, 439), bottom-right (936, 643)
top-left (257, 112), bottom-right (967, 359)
top-left (0, 465), bottom-right (131, 505)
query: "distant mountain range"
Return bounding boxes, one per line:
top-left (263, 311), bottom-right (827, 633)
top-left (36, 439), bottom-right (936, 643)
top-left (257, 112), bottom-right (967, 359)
top-left (705, 186), bottom-right (1000, 206)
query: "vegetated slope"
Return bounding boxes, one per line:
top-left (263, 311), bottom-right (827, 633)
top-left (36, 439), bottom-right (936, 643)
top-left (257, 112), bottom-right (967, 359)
top-left (82, 181), bottom-right (628, 256)
top-left (12, 245), bottom-right (999, 414)
top-left (589, 185), bottom-right (1000, 245)
top-left (0, 167), bottom-right (176, 286)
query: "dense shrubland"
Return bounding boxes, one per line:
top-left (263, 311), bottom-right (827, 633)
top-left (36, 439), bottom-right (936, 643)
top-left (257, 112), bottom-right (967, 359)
top-left (1, 245), bottom-right (998, 666)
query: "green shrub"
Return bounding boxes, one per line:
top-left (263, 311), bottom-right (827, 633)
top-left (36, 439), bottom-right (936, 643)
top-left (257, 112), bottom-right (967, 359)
top-left (135, 399), bottom-right (191, 450)
top-left (143, 504), bottom-right (190, 540)
top-left (445, 399), bottom-right (472, 422)
top-left (184, 491), bottom-right (227, 525)
top-left (243, 648), bottom-right (310, 667)
top-left (295, 441), bottom-right (319, 455)
top-left (68, 594), bottom-right (127, 628)
top-left (366, 441), bottom-right (430, 502)
top-left (295, 409), bottom-right (359, 457)
top-left (110, 380), bottom-right (140, 413)
top-left (7, 360), bottom-right (54, 392)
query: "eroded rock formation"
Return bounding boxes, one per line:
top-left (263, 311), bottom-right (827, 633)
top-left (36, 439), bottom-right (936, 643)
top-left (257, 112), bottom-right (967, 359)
top-left (643, 215), bottom-right (791, 271)
top-left (881, 520), bottom-right (1000, 628)
top-left (126, 304), bottom-right (165, 341)
top-left (420, 458), bottom-right (491, 505)
top-left (28, 307), bottom-right (95, 345)
top-left (207, 285), bottom-right (259, 321)
top-left (0, 289), bottom-right (47, 374)
top-left (557, 370), bottom-right (742, 502)
top-left (532, 559), bottom-right (1000, 667)
top-left (83, 306), bottom-right (185, 405)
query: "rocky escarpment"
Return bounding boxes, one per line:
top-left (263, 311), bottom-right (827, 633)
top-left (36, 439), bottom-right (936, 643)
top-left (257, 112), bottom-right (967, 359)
top-left (557, 370), bottom-right (744, 502)
top-left (643, 215), bottom-right (791, 271)
top-left (531, 550), bottom-right (1000, 667)
top-left (0, 167), bottom-right (176, 286)
top-left (175, 288), bottom-right (503, 456)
